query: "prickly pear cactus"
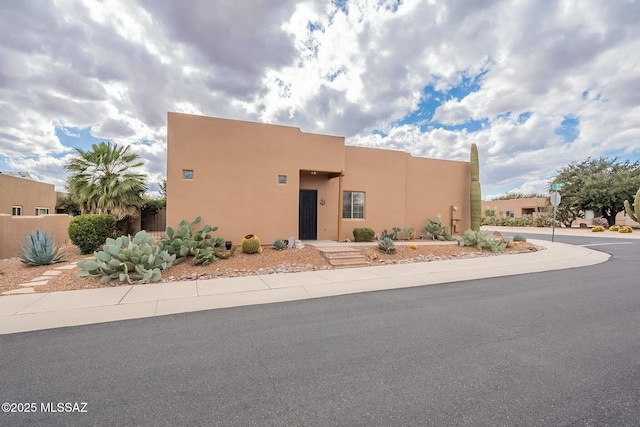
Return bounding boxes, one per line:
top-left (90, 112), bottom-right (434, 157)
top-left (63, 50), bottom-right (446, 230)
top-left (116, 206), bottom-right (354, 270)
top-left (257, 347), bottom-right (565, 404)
top-left (242, 234), bottom-right (261, 254)
top-left (470, 143), bottom-right (482, 232)
top-left (624, 187), bottom-right (639, 224)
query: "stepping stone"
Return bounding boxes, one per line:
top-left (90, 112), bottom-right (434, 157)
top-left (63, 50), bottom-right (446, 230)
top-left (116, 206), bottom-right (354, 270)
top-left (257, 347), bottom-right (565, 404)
top-left (42, 270), bottom-right (62, 276)
top-left (55, 264), bottom-right (78, 270)
top-left (2, 288), bottom-right (36, 295)
top-left (31, 276), bottom-right (51, 281)
top-left (20, 280), bottom-right (48, 287)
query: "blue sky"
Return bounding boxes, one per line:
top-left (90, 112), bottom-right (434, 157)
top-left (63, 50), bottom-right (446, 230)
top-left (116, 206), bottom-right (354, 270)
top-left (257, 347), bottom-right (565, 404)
top-left (1, 0), bottom-right (639, 198)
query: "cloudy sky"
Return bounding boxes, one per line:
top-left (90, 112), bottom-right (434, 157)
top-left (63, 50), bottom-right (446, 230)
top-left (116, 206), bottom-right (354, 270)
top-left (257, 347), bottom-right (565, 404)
top-left (1, 0), bottom-right (639, 198)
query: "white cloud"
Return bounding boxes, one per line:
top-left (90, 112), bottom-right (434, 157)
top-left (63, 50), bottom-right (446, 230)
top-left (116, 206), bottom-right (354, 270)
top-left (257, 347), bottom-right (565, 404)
top-left (0, 0), bottom-right (638, 195)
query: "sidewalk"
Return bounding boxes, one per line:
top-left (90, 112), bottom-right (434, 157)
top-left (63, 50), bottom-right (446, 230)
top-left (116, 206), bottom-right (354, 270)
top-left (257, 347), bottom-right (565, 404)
top-left (481, 225), bottom-right (640, 239)
top-left (0, 239), bottom-right (610, 335)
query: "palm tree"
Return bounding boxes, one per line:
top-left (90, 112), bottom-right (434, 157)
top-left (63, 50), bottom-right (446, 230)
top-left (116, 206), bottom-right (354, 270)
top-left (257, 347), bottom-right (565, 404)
top-left (65, 142), bottom-right (147, 219)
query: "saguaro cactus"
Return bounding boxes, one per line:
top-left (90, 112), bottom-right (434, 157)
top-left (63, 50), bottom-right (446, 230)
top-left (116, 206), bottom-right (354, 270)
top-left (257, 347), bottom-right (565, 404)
top-left (624, 187), bottom-right (640, 223)
top-left (470, 143), bottom-right (482, 231)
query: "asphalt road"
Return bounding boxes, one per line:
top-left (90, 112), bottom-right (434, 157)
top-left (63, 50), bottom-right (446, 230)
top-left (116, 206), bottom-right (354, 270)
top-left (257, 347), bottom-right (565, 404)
top-left (1, 234), bottom-right (639, 426)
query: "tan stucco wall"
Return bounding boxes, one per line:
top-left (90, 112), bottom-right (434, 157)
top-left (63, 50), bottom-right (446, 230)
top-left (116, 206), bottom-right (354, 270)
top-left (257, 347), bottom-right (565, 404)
top-left (343, 146), bottom-right (470, 239)
top-left (0, 214), bottom-right (71, 259)
top-left (167, 112), bottom-right (345, 244)
top-left (0, 174), bottom-right (57, 216)
top-left (482, 198), bottom-right (549, 217)
top-left (406, 155), bottom-right (470, 235)
top-left (167, 112), bottom-right (471, 244)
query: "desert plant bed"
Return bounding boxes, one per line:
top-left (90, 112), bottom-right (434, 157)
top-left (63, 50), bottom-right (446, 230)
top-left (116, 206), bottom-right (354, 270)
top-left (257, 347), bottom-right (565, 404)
top-left (0, 241), bottom-right (537, 295)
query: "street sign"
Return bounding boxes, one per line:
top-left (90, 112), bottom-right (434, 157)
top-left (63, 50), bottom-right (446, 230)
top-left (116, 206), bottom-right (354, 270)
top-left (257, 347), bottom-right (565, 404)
top-left (550, 191), bottom-right (561, 207)
top-left (551, 183), bottom-right (565, 191)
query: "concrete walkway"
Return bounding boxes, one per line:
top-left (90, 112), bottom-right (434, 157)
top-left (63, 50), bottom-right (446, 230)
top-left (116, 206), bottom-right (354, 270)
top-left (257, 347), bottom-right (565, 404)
top-left (0, 238), bottom-right (610, 335)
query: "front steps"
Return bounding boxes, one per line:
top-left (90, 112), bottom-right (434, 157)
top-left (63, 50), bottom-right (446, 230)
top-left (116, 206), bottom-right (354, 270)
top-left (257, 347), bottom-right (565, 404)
top-left (317, 247), bottom-right (370, 268)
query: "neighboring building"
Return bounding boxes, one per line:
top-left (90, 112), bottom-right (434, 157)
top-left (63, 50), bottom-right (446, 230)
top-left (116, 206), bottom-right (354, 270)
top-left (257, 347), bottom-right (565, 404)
top-left (482, 197), bottom-right (639, 227)
top-left (481, 197), bottom-right (549, 219)
top-left (0, 172), bottom-right (57, 216)
top-left (0, 172), bottom-right (70, 259)
top-left (167, 112), bottom-right (471, 244)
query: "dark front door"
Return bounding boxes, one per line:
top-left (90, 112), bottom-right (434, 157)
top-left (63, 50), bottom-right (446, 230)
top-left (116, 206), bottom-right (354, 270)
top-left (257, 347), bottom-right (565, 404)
top-left (299, 189), bottom-right (317, 240)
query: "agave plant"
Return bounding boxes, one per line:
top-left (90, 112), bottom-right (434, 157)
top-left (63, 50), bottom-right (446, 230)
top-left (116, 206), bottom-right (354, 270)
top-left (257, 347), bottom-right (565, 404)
top-left (18, 230), bottom-right (66, 266)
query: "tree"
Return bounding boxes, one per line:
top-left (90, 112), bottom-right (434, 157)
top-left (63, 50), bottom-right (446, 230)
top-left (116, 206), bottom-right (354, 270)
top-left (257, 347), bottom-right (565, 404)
top-left (65, 142), bottom-right (147, 219)
top-left (551, 157), bottom-right (640, 226)
top-left (56, 195), bottom-right (81, 216)
top-left (159, 179), bottom-right (167, 199)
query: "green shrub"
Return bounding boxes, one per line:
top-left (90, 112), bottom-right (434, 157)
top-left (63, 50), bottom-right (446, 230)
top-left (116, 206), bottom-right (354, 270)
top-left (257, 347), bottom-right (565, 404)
top-left (272, 239), bottom-right (287, 250)
top-left (532, 214), bottom-right (553, 227)
top-left (141, 198), bottom-right (166, 216)
top-left (423, 214), bottom-right (453, 241)
top-left (18, 230), bottom-right (66, 266)
top-left (482, 216), bottom-right (534, 227)
top-left (591, 226), bottom-right (605, 232)
top-left (353, 227), bottom-right (375, 242)
top-left (513, 234), bottom-right (527, 242)
top-left (77, 230), bottom-right (175, 285)
top-left (159, 217), bottom-right (226, 265)
top-left (377, 237), bottom-right (396, 254)
top-left (68, 214), bottom-right (116, 254)
top-left (609, 225), bottom-right (620, 232)
top-left (457, 230), bottom-right (508, 252)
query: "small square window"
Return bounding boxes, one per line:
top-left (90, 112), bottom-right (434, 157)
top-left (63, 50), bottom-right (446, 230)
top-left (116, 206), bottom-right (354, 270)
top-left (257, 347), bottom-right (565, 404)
top-left (183, 169), bottom-right (194, 180)
top-left (12, 206), bottom-right (22, 216)
top-left (278, 175), bottom-right (287, 184)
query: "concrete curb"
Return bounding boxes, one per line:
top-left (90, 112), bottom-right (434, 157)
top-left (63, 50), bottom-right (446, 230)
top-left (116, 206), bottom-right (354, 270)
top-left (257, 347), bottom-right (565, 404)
top-left (0, 239), bottom-right (610, 335)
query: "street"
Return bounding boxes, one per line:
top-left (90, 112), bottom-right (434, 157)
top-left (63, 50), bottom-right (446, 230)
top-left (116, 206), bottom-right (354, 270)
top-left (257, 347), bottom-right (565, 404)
top-left (1, 233), bottom-right (639, 426)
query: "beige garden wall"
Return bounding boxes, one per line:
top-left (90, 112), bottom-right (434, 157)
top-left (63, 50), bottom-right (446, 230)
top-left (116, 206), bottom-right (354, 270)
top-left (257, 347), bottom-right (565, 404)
top-left (0, 214), bottom-right (71, 259)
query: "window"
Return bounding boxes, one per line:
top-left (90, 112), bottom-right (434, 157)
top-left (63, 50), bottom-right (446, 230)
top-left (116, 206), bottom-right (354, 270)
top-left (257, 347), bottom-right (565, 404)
top-left (12, 206), bottom-right (22, 216)
top-left (506, 210), bottom-right (515, 218)
top-left (35, 207), bottom-right (50, 216)
top-left (343, 191), bottom-right (365, 219)
top-left (183, 169), bottom-right (194, 179)
top-left (278, 175), bottom-right (287, 184)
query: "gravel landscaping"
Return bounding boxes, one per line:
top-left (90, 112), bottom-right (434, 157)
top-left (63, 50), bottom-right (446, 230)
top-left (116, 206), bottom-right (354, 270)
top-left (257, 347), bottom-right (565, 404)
top-left (0, 240), bottom-right (539, 295)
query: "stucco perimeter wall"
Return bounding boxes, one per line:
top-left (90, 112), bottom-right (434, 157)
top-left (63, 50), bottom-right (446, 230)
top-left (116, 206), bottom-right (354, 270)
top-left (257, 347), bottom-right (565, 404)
top-left (0, 214), bottom-right (71, 259)
top-left (0, 174), bottom-right (57, 216)
top-left (343, 147), bottom-right (470, 239)
top-left (167, 112), bottom-right (345, 244)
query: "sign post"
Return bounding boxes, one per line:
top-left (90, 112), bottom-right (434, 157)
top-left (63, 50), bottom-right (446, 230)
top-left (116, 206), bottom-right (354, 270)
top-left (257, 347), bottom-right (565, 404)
top-left (550, 185), bottom-right (563, 242)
